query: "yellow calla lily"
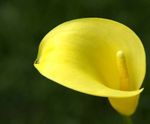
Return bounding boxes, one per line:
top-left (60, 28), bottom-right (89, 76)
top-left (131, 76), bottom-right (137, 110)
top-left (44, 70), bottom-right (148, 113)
top-left (34, 18), bottom-right (146, 116)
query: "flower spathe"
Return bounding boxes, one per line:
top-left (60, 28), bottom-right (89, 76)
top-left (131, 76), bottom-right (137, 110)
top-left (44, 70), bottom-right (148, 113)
top-left (34, 18), bottom-right (146, 116)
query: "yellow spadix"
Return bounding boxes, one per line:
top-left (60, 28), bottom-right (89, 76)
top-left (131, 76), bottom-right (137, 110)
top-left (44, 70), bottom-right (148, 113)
top-left (34, 18), bottom-right (146, 116)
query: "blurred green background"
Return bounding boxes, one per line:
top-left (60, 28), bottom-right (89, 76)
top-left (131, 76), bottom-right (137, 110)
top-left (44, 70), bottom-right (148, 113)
top-left (0, 0), bottom-right (150, 124)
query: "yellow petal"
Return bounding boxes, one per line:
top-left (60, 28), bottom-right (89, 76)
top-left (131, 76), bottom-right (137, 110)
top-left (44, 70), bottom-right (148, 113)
top-left (108, 46), bottom-right (144, 116)
top-left (34, 18), bottom-right (145, 97)
top-left (34, 18), bottom-right (146, 115)
top-left (34, 61), bottom-right (143, 98)
top-left (108, 95), bottom-right (140, 116)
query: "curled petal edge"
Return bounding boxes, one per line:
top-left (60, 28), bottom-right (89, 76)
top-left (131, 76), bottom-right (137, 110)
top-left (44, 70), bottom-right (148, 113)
top-left (34, 63), bottom-right (143, 98)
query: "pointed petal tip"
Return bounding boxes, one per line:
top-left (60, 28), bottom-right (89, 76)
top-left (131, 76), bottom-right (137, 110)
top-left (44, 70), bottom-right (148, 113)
top-left (107, 88), bottom-right (144, 98)
top-left (34, 60), bottom-right (40, 69)
top-left (139, 88), bottom-right (144, 93)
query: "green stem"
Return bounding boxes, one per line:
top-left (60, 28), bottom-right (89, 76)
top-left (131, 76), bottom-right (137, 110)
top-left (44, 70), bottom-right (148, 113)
top-left (122, 116), bottom-right (133, 124)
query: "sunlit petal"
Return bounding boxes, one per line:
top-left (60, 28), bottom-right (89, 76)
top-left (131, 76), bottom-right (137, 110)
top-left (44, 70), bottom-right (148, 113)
top-left (34, 18), bottom-right (146, 115)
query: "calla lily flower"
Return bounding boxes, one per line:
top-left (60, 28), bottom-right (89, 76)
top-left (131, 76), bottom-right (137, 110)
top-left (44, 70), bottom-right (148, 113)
top-left (34, 18), bottom-right (146, 116)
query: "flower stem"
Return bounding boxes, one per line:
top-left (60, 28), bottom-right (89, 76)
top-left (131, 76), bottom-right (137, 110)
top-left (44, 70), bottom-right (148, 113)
top-left (122, 116), bottom-right (133, 124)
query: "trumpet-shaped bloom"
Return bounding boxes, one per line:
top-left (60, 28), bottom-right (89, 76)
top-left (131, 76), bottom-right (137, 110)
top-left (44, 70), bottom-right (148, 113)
top-left (34, 18), bottom-right (146, 116)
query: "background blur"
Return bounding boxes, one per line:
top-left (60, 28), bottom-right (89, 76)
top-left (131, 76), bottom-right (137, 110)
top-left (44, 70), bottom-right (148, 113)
top-left (0, 0), bottom-right (150, 124)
